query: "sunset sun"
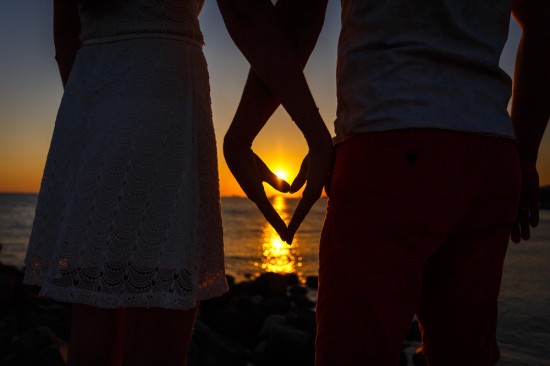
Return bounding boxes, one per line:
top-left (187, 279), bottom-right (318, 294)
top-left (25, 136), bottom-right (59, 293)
top-left (274, 169), bottom-right (288, 181)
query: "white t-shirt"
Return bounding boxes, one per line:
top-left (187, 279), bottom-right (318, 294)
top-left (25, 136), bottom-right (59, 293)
top-left (334, 0), bottom-right (515, 144)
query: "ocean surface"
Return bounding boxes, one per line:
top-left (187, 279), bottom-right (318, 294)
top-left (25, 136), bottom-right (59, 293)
top-left (1, 194), bottom-right (549, 365)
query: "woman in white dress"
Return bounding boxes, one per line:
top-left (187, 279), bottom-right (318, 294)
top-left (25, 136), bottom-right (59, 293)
top-left (23, 1), bottom-right (227, 365)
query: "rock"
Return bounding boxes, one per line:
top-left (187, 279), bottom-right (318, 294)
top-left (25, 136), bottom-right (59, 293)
top-left (289, 285), bottom-right (307, 297)
top-left (191, 321), bottom-right (248, 366)
top-left (1, 343), bottom-right (66, 366)
top-left (289, 285), bottom-right (315, 309)
top-left (262, 316), bottom-right (314, 366)
top-left (3, 326), bottom-right (66, 366)
top-left (305, 288), bottom-right (318, 304)
top-left (263, 296), bottom-right (293, 315)
top-left (24, 344), bottom-right (66, 366)
top-left (305, 276), bottom-right (318, 289)
top-left (0, 316), bottom-right (18, 336)
top-left (413, 345), bottom-right (427, 366)
top-left (249, 294), bottom-right (263, 305)
top-left (258, 314), bottom-right (314, 365)
top-left (18, 308), bottom-right (71, 342)
top-left (255, 273), bottom-right (287, 298)
top-left (229, 296), bottom-right (264, 345)
top-left (226, 274), bottom-right (236, 289)
top-left (406, 319), bottom-right (422, 341)
top-left (235, 280), bottom-right (258, 296)
top-left (0, 316), bottom-right (18, 358)
top-left (258, 314), bottom-right (287, 338)
top-left (0, 263), bottom-right (20, 276)
top-left (249, 340), bottom-right (267, 365)
top-left (0, 264), bottom-right (22, 311)
top-left (12, 326), bottom-right (60, 354)
top-left (199, 294), bottom-right (263, 347)
top-left (283, 273), bottom-right (300, 287)
top-left (287, 309), bottom-right (316, 336)
top-left (0, 274), bottom-right (15, 309)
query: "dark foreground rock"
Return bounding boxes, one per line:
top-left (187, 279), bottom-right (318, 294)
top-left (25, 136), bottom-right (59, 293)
top-left (0, 265), bottom-right (421, 366)
top-left (413, 346), bottom-right (428, 366)
top-left (191, 273), bottom-right (417, 366)
top-left (0, 263), bottom-right (70, 366)
top-left (193, 273), bottom-right (318, 366)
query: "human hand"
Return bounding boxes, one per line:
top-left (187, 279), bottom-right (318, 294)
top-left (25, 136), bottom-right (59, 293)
top-left (288, 155), bottom-right (308, 194)
top-left (225, 139), bottom-right (331, 245)
top-left (511, 161), bottom-right (540, 243)
top-left (253, 148), bottom-right (332, 245)
top-left (254, 153), bottom-right (291, 193)
top-left (224, 140), bottom-right (291, 241)
top-left (286, 144), bottom-right (333, 245)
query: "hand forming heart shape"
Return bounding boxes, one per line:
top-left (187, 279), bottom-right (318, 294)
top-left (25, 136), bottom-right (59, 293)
top-left (224, 139), bottom-right (333, 245)
top-left (217, 0), bottom-right (333, 244)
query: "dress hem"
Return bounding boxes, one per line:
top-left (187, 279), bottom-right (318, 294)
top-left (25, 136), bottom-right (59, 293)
top-left (23, 275), bottom-right (229, 311)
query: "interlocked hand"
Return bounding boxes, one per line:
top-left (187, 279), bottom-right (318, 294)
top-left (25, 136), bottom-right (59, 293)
top-left (218, 0), bottom-right (332, 245)
top-left (511, 161), bottom-right (540, 243)
top-left (249, 145), bottom-right (332, 244)
top-left (223, 142), bottom-right (292, 242)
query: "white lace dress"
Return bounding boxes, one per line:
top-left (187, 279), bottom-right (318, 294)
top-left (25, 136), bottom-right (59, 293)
top-left (23, 0), bottom-right (228, 310)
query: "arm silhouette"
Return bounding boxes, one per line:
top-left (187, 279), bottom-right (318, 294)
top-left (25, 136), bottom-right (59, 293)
top-left (226, 0), bottom-right (328, 193)
top-left (218, 0), bottom-right (333, 243)
top-left (510, 0), bottom-right (550, 243)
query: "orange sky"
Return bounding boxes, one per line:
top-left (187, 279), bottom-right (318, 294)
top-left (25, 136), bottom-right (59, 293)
top-left (0, 1), bottom-right (549, 196)
top-left (0, 105), bottom-right (317, 197)
top-left (2, 103), bottom-right (549, 196)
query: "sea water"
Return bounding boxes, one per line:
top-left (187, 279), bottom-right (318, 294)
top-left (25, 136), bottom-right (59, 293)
top-left (1, 194), bottom-right (549, 365)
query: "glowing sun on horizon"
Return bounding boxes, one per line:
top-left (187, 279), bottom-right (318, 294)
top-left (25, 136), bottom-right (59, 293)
top-left (274, 169), bottom-right (288, 181)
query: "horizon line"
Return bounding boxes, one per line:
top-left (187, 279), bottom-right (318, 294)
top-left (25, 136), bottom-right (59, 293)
top-left (0, 192), bottom-right (332, 199)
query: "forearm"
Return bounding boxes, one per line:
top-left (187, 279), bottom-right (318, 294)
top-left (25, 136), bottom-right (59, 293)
top-left (511, 2), bottom-right (550, 163)
top-left (224, 70), bottom-right (280, 148)
top-left (275, 0), bottom-right (328, 65)
top-left (218, 0), bottom-right (330, 146)
top-left (225, 0), bottom-right (328, 147)
top-left (512, 34), bottom-right (550, 162)
top-left (54, 0), bottom-right (82, 87)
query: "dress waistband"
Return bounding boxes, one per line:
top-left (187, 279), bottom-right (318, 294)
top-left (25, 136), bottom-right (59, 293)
top-left (82, 33), bottom-right (203, 48)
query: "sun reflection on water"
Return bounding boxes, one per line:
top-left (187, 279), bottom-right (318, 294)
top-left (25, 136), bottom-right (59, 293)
top-left (253, 196), bottom-right (303, 280)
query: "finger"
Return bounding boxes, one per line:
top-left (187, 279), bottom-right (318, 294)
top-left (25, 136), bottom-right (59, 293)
top-left (286, 198), bottom-right (314, 245)
top-left (254, 154), bottom-right (291, 193)
top-left (254, 196), bottom-right (288, 241)
top-left (290, 155), bottom-right (308, 193)
top-left (510, 222), bottom-right (521, 244)
top-left (287, 145), bottom-right (333, 243)
top-left (242, 182), bottom-right (288, 241)
top-left (520, 223), bottom-right (530, 241)
top-left (286, 190), bottom-right (320, 245)
top-left (224, 146), bottom-right (288, 240)
top-left (530, 204), bottom-right (539, 228)
top-left (518, 207), bottom-right (531, 241)
top-left (265, 175), bottom-right (291, 193)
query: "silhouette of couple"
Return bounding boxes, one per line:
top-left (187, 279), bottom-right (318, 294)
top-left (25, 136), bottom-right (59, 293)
top-left (24, 0), bottom-right (549, 365)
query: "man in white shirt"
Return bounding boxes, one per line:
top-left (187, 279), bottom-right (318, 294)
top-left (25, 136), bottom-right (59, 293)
top-left (316, 1), bottom-right (549, 365)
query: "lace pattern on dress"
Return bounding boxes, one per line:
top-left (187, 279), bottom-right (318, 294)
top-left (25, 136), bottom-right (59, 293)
top-left (24, 17), bottom-right (227, 309)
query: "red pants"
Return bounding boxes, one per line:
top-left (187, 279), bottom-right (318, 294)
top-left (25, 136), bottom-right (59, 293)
top-left (316, 129), bottom-right (520, 366)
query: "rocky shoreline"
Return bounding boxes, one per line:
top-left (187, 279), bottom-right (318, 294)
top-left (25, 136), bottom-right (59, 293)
top-left (0, 263), bottom-right (70, 366)
top-left (0, 264), bottom-right (426, 366)
top-left (190, 273), bottom-right (423, 366)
